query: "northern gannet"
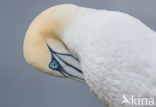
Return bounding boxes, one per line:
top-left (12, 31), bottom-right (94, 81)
top-left (24, 4), bottom-right (156, 107)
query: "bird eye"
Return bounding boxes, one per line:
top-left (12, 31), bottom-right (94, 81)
top-left (49, 59), bottom-right (59, 70)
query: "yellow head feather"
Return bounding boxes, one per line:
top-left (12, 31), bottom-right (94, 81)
top-left (23, 4), bottom-right (88, 78)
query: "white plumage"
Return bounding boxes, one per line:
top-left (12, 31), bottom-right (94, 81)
top-left (63, 10), bottom-right (156, 106)
top-left (24, 4), bottom-right (156, 107)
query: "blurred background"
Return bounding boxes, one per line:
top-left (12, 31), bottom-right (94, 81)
top-left (0, 0), bottom-right (156, 107)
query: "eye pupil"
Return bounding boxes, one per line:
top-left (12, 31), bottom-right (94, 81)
top-left (49, 59), bottom-right (59, 70)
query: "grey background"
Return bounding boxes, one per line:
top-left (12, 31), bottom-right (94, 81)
top-left (0, 0), bottom-right (156, 107)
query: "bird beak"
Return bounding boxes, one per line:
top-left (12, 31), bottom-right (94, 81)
top-left (47, 44), bottom-right (85, 82)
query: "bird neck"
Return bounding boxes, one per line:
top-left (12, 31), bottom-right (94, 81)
top-left (23, 4), bottom-right (92, 76)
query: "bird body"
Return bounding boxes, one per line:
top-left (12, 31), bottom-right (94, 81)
top-left (63, 10), bottom-right (156, 107)
top-left (24, 4), bottom-right (156, 107)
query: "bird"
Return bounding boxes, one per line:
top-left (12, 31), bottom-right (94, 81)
top-left (23, 4), bottom-right (156, 107)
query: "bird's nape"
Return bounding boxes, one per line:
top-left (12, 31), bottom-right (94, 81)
top-left (23, 4), bottom-right (156, 107)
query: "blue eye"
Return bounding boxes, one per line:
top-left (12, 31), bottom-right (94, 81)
top-left (49, 59), bottom-right (59, 70)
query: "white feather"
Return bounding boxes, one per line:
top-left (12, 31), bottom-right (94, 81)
top-left (63, 10), bottom-right (156, 107)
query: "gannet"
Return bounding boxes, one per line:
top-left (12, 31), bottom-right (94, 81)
top-left (24, 4), bottom-right (156, 107)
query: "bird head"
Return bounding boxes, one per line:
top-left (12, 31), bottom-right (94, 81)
top-left (23, 4), bottom-right (88, 82)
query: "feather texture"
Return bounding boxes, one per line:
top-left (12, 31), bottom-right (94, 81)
top-left (63, 10), bottom-right (156, 107)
